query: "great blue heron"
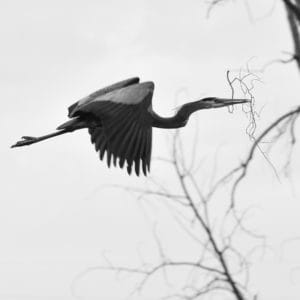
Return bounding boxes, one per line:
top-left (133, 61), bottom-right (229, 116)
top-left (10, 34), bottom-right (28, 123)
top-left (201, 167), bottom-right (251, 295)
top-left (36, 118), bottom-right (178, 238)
top-left (12, 77), bottom-right (249, 175)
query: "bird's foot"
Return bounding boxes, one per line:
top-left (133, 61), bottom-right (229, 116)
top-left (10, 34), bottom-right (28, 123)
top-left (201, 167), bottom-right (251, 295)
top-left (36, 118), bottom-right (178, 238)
top-left (11, 136), bottom-right (38, 148)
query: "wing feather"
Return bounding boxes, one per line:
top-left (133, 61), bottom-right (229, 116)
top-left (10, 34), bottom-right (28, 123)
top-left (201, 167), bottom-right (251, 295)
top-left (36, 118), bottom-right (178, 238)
top-left (100, 101), bottom-right (127, 118)
top-left (135, 132), bottom-right (144, 176)
top-left (124, 122), bottom-right (140, 174)
top-left (139, 130), bottom-right (147, 176)
top-left (99, 139), bottom-right (107, 160)
top-left (90, 128), bottom-right (102, 145)
top-left (129, 128), bottom-right (143, 176)
top-left (81, 80), bottom-right (154, 175)
top-left (106, 146), bottom-right (112, 167)
top-left (111, 115), bottom-right (136, 163)
top-left (146, 128), bottom-right (152, 172)
top-left (68, 77), bottom-right (140, 117)
top-left (118, 122), bottom-right (137, 168)
top-left (104, 106), bottom-right (135, 140)
top-left (95, 132), bottom-right (104, 152)
top-left (109, 112), bottom-right (136, 167)
top-left (89, 127), bottom-right (107, 159)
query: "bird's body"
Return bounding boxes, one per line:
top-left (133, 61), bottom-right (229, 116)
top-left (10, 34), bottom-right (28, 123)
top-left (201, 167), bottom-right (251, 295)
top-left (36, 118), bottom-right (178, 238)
top-left (12, 77), bottom-right (249, 175)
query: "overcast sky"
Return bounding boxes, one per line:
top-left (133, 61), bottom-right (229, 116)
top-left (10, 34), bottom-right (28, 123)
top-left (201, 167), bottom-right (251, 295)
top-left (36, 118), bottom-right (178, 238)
top-left (1, 0), bottom-right (300, 299)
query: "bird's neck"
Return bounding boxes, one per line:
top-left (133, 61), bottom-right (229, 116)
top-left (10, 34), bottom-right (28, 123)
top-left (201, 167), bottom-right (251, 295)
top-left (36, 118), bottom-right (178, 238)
top-left (150, 110), bottom-right (188, 129)
top-left (150, 101), bottom-right (206, 129)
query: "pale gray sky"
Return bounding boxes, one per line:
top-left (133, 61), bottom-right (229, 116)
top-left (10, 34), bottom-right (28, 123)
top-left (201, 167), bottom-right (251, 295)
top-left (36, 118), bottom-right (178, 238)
top-left (1, 0), bottom-right (300, 299)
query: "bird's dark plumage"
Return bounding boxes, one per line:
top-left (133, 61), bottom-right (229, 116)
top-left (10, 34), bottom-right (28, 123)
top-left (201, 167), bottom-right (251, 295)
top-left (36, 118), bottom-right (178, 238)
top-left (60, 77), bottom-right (154, 176)
top-left (11, 77), bottom-right (249, 176)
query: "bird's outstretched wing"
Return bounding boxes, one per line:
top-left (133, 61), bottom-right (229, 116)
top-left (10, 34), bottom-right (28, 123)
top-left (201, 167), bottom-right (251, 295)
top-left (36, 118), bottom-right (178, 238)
top-left (68, 77), bottom-right (140, 118)
top-left (71, 81), bottom-right (154, 176)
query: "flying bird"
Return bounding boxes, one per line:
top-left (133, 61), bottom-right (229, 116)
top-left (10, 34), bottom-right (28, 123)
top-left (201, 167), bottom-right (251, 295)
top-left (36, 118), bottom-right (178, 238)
top-left (11, 77), bottom-right (249, 176)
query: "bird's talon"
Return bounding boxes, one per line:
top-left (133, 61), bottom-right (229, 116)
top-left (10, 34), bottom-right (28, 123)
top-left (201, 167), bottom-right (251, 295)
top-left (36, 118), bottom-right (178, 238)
top-left (11, 137), bottom-right (37, 148)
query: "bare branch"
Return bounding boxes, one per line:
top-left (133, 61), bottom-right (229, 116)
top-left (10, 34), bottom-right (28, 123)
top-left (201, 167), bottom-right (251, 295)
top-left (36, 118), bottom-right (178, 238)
top-left (284, 0), bottom-right (300, 70)
top-left (171, 132), bottom-right (246, 300)
top-left (231, 105), bottom-right (300, 207)
top-left (283, 0), bottom-right (300, 23)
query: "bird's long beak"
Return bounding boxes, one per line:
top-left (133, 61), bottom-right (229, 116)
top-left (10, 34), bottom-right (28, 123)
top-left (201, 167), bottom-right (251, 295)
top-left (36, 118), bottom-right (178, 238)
top-left (202, 97), bottom-right (250, 108)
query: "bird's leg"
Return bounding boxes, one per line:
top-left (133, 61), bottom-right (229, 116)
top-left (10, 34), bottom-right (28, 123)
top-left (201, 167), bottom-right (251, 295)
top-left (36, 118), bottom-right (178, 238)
top-left (11, 129), bottom-right (70, 148)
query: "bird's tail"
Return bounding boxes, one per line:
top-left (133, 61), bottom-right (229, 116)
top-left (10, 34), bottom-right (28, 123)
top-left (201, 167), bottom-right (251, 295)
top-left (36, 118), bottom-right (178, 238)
top-left (57, 117), bottom-right (88, 131)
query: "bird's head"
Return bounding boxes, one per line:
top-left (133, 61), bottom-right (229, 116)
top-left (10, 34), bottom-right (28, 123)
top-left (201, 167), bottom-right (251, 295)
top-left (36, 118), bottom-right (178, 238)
top-left (177, 97), bottom-right (250, 120)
